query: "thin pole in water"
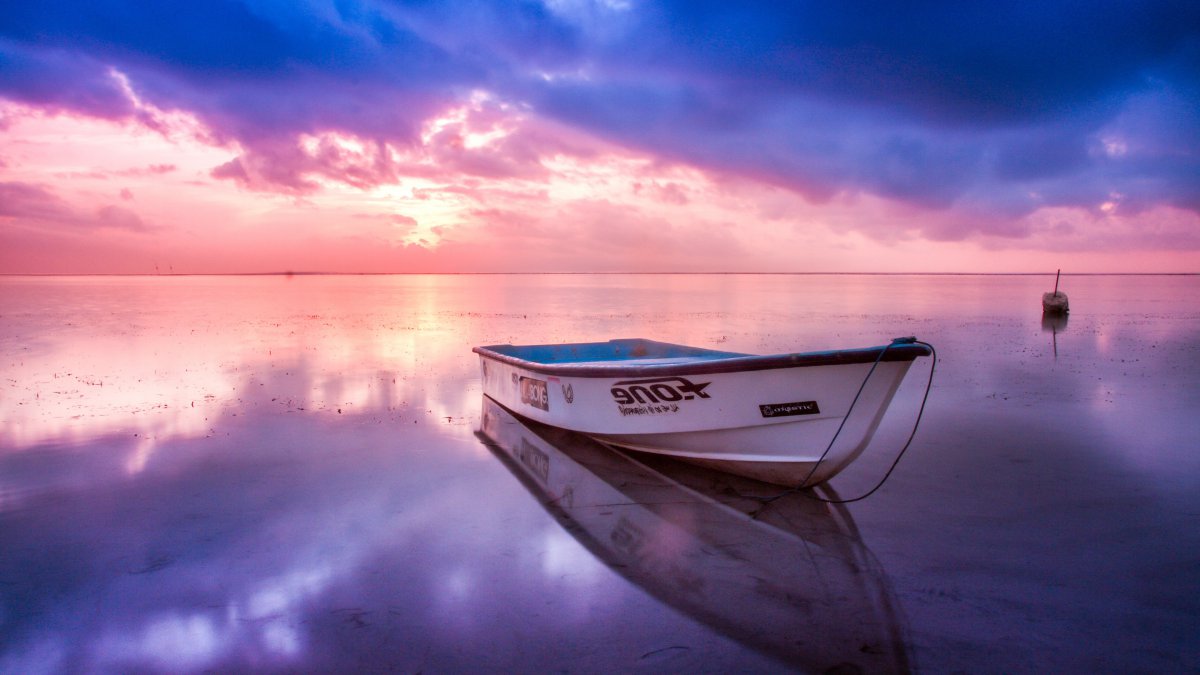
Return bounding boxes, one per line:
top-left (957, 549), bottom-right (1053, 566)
top-left (1054, 269), bottom-right (1061, 294)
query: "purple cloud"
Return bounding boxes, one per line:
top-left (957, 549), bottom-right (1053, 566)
top-left (0, 182), bottom-right (76, 221)
top-left (0, 181), bottom-right (152, 232)
top-left (0, 43), bottom-right (136, 120)
top-left (96, 204), bottom-right (150, 231)
top-left (0, 0), bottom-right (1196, 241)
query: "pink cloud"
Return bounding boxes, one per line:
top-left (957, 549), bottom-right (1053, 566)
top-left (117, 163), bottom-right (176, 177)
top-left (2, 98), bottom-right (1198, 275)
top-left (453, 198), bottom-right (745, 272)
top-left (0, 181), bottom-right (75, 222)
top-left (96, 204), bottom-right (150, 232)
top-left (632, 180), bottom-right (689, 205)
top-left (0, 181), bottom-right (152, 234)
top-left (201, 98), bottom-right (624, 195)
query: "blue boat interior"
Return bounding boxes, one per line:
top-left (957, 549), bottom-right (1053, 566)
top-left (475, 337), bottom-right (931, 376)
top-left (480, 338), bottom-right (748, 365)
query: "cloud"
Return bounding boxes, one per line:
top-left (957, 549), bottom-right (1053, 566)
top-left (0, 0), bottom-right (1196, 248)
top-left (206, 96), bottom-right (578, 193)
top-left (458, 197), bottom-right (745, 270)
top-left (689, 4), bottom-right (1193, 117)
top-left (525, 1), bottom-right (1200, 228)
top-left (96, 204), bottom-right (150, 231)
top-left (633, 181), bottom-right (689, 205)
top-left (0, 43), bottom-right (137, 119)
top-left (349, 211), bottom-right (419, 238)
top-left (52, 164), bottom-right (179, 181)
top-left (1015, 204), bottom-right (1200, 252)
top-left (0, 181), bottom-right (152, 233)
top-left (0, 181), bottom-right (76, 221)
top-left (118, 163), bottom-right (176, 177)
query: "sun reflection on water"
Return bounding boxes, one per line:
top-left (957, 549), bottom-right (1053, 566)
top-left (0, 276), bottom-right (492, 456)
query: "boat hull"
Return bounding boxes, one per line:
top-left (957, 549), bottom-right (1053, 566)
top-left (475, 338), bottom-right (928, 486)
top-left (1042, 291), bottom-right (1069, 315)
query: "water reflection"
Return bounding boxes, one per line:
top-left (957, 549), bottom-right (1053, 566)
top-left (477, 396), bottom-right (912, 673)
top-left (0, 275), bottom-right (486, 465)
top-left (3, 274), bottom-right (1197, 672)
top-left (1041, 313), bottom-right (1069, 358)
top-left (1040, 313), bottom-right (1069, 334)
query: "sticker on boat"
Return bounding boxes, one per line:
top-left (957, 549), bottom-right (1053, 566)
top-left (520, 376), bottom-right (550, 411)
top-left (759, 400), bottom-right (821, 418)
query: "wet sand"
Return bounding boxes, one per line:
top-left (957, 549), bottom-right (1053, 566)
top-left (1, 274), bottom-right (1198, 672)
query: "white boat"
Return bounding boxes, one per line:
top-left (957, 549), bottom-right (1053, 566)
top-left (474, 336), bottom-right (932, 486)
top-left (477, 397), bottom-right (913, 672)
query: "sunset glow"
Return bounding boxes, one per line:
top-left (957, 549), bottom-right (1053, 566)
top-left (1, 2), bottom-right (1197, 272)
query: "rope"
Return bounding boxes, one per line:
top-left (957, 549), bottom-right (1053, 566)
top-left (750, 338), bottom-right (937, 509)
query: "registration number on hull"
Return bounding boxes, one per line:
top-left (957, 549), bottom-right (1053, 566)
top-left (519, 376), bottom-right (549, 411)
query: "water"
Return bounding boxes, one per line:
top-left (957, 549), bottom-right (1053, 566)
top-left (1, 274), bottom-right (1197, 673)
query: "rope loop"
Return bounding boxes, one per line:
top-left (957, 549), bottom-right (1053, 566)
top-left (751, 338), bottom-right (937, 509)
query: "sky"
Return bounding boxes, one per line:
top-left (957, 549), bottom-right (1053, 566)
top-left (1, 0), bottom-right (1198, 273)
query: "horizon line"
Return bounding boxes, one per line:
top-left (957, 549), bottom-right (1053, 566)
top-left (2, 271), bottom-right (1197, 277)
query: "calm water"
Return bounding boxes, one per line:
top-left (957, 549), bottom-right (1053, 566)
top-left (1, 274), bottom-right (1197, 673)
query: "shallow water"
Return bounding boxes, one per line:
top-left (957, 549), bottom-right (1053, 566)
top-left (1, 274), bottom-right (1198, 672)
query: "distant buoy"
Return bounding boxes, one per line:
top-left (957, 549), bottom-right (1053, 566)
top-left (1042, 269), bottom-right (1069, 315)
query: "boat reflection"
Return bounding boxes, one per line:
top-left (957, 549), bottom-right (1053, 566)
top-left (1041, 313), bottom-right (1069, 334)
top-left (477, 396), bottom-right (912, 674)
top-left (1041, 313), bottom-right (1069, 358)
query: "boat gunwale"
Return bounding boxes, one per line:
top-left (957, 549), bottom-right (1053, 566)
top-left (474, 338), bottom-right (931, 378)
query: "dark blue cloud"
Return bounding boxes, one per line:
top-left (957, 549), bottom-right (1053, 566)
top-left (626, 1), bottom-right (1199, 123)
top-left (523, 0), bottom-right (1200, 219)
top-left (0, 43), bottom-right (135, 118)
top-left (1, 0), bottom-right (1196, 231)
top-left (1, 0), bottom-right (487, 143)
top-left (3, 0), bottom-right (348, 75)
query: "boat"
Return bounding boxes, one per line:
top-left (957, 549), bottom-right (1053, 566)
top-left (1042, 292), bottom-right (1069, 315)
top-left (477, 397), bottom-right (913, 672)
top-left (473, 336), bottom-right (932, 486)
top-left (1042, 269), bottom-right (1069, 315)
